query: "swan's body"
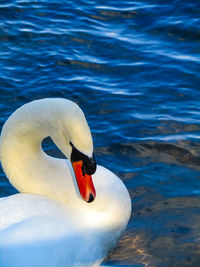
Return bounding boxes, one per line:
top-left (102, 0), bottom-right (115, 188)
top-left (0, 99), bottom-right (131, 267)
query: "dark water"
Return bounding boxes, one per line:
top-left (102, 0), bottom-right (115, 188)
top-left (0, 0), bottom-right (200, 266)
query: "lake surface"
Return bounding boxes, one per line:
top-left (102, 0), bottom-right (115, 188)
top-left (0, 0), bottom-right (200, 266)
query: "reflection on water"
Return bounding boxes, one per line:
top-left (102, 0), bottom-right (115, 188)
top-left (0, 0), bottom-right (200, 266)
top-left (106, 196), bottom-right (200, 266)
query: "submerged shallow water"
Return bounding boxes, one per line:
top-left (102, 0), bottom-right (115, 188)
top-left (0, 0), bottom-right (200, 266)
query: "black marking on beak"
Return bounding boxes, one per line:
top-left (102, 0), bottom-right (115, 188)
top-left (70, 142), bottom-right (96, 175)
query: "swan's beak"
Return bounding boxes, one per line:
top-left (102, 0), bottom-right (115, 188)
top-left (70, 142), bottom-right (96, 203)
top-left (72, 161), bottom-right (96, 203)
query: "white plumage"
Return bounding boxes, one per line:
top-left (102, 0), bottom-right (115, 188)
top-left (0, 98), bottom-right (131, 267)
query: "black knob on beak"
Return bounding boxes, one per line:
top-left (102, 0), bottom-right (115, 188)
top-left (84, 154), bottom-right (96, 175)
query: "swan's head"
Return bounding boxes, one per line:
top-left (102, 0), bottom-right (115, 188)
top-left (49, 99), bottom-right (97, 203)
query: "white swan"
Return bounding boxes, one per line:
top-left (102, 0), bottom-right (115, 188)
top-left (0, 98), bottom-right (131, 267)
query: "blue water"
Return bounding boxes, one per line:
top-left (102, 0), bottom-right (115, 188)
top-left (0, 0), bottom-right (200, 266)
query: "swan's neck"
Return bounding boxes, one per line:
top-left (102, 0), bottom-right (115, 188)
top-left (1, 124), bottom-right (72, 205)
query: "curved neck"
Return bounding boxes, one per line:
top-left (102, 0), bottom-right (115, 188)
top-left (0, 99), bottom-right (91, 204)
top-left (0, 122), bottom-right (77, 205)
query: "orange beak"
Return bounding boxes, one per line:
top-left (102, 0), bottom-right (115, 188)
top-left (72, 161), bottom-right (96, 203)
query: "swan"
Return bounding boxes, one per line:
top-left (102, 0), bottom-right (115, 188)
top-left (0, 98), bottom-right (131, 267)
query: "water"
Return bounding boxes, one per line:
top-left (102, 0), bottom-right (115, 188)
top-left (0, 0), bottom-right (200, 266)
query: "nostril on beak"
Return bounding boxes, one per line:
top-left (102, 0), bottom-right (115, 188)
top-left (87, 194), bottom-right (94, 203)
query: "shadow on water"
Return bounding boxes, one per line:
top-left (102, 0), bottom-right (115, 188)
top-left (111, 141), bottom-right (200, 168)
